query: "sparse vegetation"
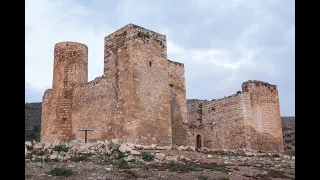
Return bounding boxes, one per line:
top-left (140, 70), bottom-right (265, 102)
top-left (118, 159), bottom-right (129, 169)
top-left (70, 154), bottom-right (91, 162)
top-left (49, 167), bottom-right (73, 177)
top-left (26, 145), bottom-right (32, 151)
top-left (142, 152), bottom-right (155, 161)
top-left (53, 145), bottom-right (70, 153)
top-left (117, 152), bottom-right (126, 159)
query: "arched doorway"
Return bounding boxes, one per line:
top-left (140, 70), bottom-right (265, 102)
top-left (196, 134), bottom-right (202, 149)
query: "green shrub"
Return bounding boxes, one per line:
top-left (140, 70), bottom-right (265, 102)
top-left (49, 167), bottom-right (73, 177)
top-left (118, 152), bottom-right (126, 159)
top-left (142, 153), bottom-right (154, 161)
top-left (26, 145), bottom-right (32, 151)
top-left (53, 145), bottom-right (70, 153)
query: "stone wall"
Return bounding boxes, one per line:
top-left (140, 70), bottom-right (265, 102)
top-left (242, 81), bottom-right (284, 152)
top-left (39, 24), bottom-right (285, 152)
top-left (168, 60), bottom-right (189, 146)
top-left (41, 24), bottom-right (173, 146)
top-left (187, 94), bottom-right (246, 150)
top-left (41, 42), bottom-right (88, 142)
top-left (186, 81), bottom-right (284, 152)
top-left (71, 76), bottom-right (115, 141)
top-left (104, 24), bottom-right (172, 146)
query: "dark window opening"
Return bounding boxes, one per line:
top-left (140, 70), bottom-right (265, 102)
top-left (212, 107), bottom-right (215, 111)
top-left (216, 132), bottom-right (217, 138)
top-left (149, 62), bottom-right (152, 67)
top-left (196, 134), bottom-right (202, 149)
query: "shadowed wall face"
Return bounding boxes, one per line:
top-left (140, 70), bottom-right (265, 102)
top-left (168, 61), bottom-right (189, 146)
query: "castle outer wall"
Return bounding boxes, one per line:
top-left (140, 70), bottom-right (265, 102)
top-left (187, 81), bottom-right (284, 152)
top-left (40, 24), bottom-right (284, 152)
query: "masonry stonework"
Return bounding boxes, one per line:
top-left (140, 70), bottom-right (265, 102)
top-left (41, 24), bottom-right (174, 146)
top-left (168, 60), bottom-right (189, 146)
top-left (187, 81), bottom-right (284, 152)
top-left (41, 24), bottom-right (284, 152)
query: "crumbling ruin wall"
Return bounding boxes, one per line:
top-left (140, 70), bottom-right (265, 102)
top-left (242, 81), bottom-right (284, 152)
top-left (40, 89), bottom-right (53, 141)
top-left (71, 76), bottom-right (116, 141)
top-left (187, 95), bottom-right (246, 150)
top-left (168, 60), bottom-right (189, 146)
top-left (186, 81), bottom-right (284, 152)
top-left (104, 24), bottom-right (172, 146)
top-left (41, 42), bottom-right (88, 142)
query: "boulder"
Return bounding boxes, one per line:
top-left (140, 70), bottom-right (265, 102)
top-left (25, 145), bottom-right (28, 157)
top-left (155, 153), bottom-right (166, 161)
top-left (156, 146), bottom-right (167, 150)
top-left (33, 144), bottom-right (43, 150)
top-left (130, 149), bottom-right (141, 155)
top-left (118, 144), bottom-right (132, 153)
top-left (143, 145), bottom-right (152, 150)
top-left (25, 141), bottom-right (32, 147)
top-left (165, 155), bottom-right (179, 162)
top-left (283, 155), bottom-right (290, 159)
top-left (150, 144), bottom-right (157, 149)
top-left (124, 155), bottom-right (135, 162)
top-left (50, 154), bottom-right (57, 160)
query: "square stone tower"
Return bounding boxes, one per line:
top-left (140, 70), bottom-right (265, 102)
top-left (104, 24), bottom-right (172, 146)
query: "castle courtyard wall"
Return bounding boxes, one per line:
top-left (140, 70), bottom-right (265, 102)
top-left (71, 76), bottom-right (116, 141)
top-left (187, 94), bottom-right (246, 150)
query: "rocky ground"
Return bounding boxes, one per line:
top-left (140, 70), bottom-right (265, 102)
top-left (25, 140), bottom-right (295, 180)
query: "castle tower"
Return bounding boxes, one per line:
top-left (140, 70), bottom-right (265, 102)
top-left (41, 42), bottom-right (88, 142)
top-left (242, 80), bottom-right (284, 152)
top-left (104, 24), bottom-right (172, 146)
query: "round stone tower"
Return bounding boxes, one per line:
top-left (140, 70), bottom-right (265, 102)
top-left (52, 42), bottom-right (88, 97)
top-left (48, 41), bottom-right (88, 142)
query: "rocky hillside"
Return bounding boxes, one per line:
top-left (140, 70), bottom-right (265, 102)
top-left (281, 117), bottom-right (295, 154)
top-left (25, 102), bottom-right (42, 141)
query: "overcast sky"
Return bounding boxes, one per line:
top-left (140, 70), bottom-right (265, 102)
top-left (25, 0), bottom-right (294, 116)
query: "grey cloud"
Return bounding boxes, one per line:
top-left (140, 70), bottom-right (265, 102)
top-left (25, 0), bottom-right (294, 116)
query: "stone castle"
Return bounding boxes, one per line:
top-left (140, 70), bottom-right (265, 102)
top-left (41, 24), bottom-right (284, 152)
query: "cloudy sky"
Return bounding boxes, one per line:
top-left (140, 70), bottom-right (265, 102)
top-left (25, 0), bottom-right (294, 116)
